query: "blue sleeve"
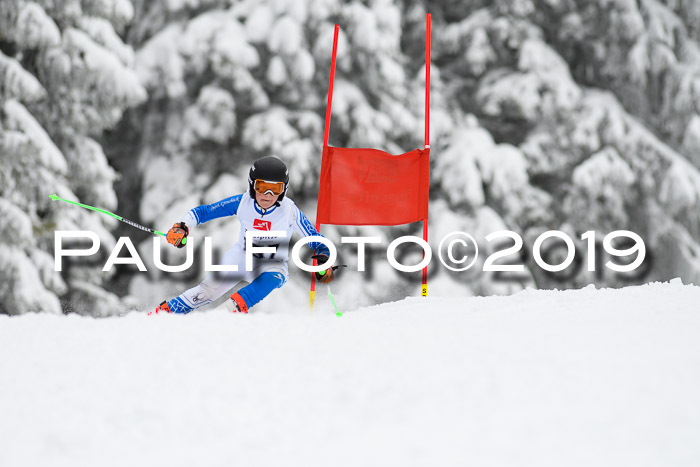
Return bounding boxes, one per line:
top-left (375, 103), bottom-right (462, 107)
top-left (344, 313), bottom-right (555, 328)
top-left (188, 194), bottom-right (242, 225)
top-left (294, 207), bottom-right (331, 257)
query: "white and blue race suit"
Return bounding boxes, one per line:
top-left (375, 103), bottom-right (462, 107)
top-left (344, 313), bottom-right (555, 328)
top-left (165, 193), bottom-right (329, 313)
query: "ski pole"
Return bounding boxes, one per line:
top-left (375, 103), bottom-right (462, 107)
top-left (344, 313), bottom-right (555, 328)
top-left (48, 194), bottom-right (186, 245)
top-left (314, 259), bottom-right (346, 316)
top-left (327, 286), bottom-right (342, 316)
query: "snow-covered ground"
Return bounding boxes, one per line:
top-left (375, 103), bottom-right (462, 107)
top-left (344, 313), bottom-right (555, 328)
top-left (1, 281), bottom-right (699, 467)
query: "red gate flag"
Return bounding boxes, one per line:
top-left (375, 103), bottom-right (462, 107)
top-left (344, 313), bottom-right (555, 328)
top-left (310, 15), bottom-right (431, 306)
top-left (316, 146), bottom-right (430, 226)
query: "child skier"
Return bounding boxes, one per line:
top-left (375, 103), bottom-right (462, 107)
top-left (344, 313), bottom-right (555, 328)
top-left (153, 155), bottom-right (334, 314)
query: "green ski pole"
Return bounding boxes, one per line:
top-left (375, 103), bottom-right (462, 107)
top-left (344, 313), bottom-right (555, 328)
top-left (48, 194), bottom-right (186, 245)
top-left (327, 286), bottom-right (342, 317)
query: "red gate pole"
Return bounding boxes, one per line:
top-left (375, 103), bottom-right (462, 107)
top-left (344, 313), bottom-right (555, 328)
top-left (323, 25), bottom-right (339, 148)
top-left (311, 24), bottom-right (340, 310)
top-left (421, 13), bottom-right (431, 298)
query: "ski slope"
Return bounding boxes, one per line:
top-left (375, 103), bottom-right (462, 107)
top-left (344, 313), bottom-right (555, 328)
top-left (1, 281), bottom-right (699, 467)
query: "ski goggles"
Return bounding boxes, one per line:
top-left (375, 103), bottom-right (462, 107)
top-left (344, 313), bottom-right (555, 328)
top-left (254, 179), bottom-right (285, 196)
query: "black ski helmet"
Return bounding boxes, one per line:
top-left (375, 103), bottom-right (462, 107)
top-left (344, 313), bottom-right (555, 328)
top-left (248, 155), bottom-right (289, 201)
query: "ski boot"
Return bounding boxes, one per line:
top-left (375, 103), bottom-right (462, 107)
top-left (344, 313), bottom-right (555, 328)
top-left (223, 292), bottom-right (248, 313)
top-left (148, 301), bottom-right (172, 316)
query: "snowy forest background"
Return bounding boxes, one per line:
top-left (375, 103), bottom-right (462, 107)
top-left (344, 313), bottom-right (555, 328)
top-left (1, 0), bottom-right (699, 316)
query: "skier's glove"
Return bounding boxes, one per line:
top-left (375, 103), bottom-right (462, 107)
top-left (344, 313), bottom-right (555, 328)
top-left (166, 222), bottom-right (189, 248)
top-left (313, 254), bottom-right (335, 284)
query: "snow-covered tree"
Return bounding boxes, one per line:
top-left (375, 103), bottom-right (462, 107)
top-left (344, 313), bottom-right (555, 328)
top-left (425, 0), bottom-right (700, 290)
top-left (0, 0), bottom-right (144, 315)
top-left (522, 0), bottom-right (700, 168)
